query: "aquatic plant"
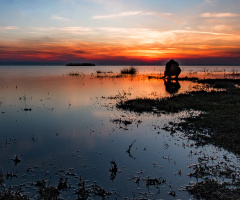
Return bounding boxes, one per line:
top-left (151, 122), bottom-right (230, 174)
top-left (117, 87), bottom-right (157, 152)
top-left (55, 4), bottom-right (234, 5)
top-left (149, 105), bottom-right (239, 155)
top-left (75, 177), bottom-right (112, 199)
top-left (96, 70), bottom-right (103, 74)
top-left (111, 118), bottom-right (132, 126)
top-left (186, 179), bottom-right (240, 200)
top-left (117, 79), bottom-right (240, 145)
top-left (57, 177), bottom-right (68, 191)
top-left (68, 71), bottom-right (83, 76)
top-left (109, 161), bottom-right (120, 181)
top-left (126, 140), bottom-right (136, 155)
top-left (96, 70), bottom-right (113, 74)
top-left (145, 177), bottom-right (166, 186)
top-left (120, 66), bottom-right (137, 75)
top-left (75, 177), bottom-right (90, 199)
top-left (0, 189), bottom-right (29, 200)
top-left (11, 155), bottom-right (21, 165)
top-left (0, 171), bottom-right (4, 189)
top-left (23, 108), bottom-right (32, 111)
top-left (115, 78), bottom-right (240, 199)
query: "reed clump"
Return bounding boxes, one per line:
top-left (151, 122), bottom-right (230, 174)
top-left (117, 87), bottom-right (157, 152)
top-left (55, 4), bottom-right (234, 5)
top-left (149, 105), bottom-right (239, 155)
top-left (120, 66), bottom-right (137, 75)
top-left (68, 71), bottom-right (80, 76)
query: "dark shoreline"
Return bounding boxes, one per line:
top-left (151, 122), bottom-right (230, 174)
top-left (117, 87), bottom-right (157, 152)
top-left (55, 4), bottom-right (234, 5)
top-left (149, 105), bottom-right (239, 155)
top-left (117, 78), bottom-right (240, 199)
top-left (117, 78), bottom-right (240, 153)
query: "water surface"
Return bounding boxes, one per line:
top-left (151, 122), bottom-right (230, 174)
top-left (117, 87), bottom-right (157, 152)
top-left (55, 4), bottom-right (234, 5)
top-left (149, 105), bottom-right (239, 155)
top-left (0, 65), bottom-right (239, 199)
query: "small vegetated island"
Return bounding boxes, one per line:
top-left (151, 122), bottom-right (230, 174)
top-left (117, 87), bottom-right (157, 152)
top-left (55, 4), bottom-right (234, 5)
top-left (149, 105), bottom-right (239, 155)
top-left (66, 62), bottom-right (95, 66)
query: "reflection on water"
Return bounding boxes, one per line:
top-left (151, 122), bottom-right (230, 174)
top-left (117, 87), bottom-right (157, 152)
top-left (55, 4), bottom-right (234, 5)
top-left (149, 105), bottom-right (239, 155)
top-left (0, 66), bottom-right (239, 199)
top-left (164, 79), bottom-right (181, 94)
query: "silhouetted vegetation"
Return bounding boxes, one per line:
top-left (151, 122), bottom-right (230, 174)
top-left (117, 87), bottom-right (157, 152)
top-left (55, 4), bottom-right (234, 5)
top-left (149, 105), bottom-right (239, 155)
top-left (117, 79), bottom-right (240, 154)
top-left (11, 155), bottom-right (21, 165)
top-left (96, 70), bottom-right (113, 74)
top-left (126, 140), bottom-right (136, 159)
top-left (109, 161), bottom-right (120, 181)
top-left (0, 189), bottom-right (29, 200)
top-left (68, 71), bottom-right (80, 76)
top-left (0, 171), bottom-right (113, 199)
top-left (117, 78), bottom-right (240, 199)
top-left (186, 179), bottom-right (240, 200)
top-left (68, 71), bottom-right (86, 77)
top-left (120, 66), bottom-right (137, 75)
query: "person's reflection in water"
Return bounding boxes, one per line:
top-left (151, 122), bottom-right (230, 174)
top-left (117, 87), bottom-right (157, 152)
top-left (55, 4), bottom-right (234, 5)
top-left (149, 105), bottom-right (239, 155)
top-left (164, 78), bottom-right (181, 94)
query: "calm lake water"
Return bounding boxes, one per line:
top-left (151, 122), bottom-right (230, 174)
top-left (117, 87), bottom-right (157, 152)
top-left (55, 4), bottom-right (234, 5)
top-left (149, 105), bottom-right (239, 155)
top-left (0, 65), bottom-right (239, 199)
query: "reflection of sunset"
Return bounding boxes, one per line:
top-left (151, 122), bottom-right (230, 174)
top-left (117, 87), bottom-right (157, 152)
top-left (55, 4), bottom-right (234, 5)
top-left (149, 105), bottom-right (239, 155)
top-left (2, 74), bottom-right (202, 109)
top-left (0, 64), bottom-right (239, 199)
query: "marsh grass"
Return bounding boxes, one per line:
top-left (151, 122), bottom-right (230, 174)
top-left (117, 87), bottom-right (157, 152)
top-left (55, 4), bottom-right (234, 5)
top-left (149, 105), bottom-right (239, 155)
top-left (228, 69), bottom-right (240, 77)
top-left (117, 79), bottom-right (240, 154)
top-left (117, 78), bottom-right (240, 199)
top-left (109, 161), bottom-right (120, 181)
top-left (68, 71), bottom-right (86, 77)
top-left (96, 70), bottom-right (113, 74)
top-left (0, 189), bottom-right (29, 200)
top-left (68, 71), bottom-right (80, 76)
top-left (0, 173), bottom-right (112, 199)
top-left (120, 66), bottom-right (137, 75)
top-left (186, 179), bottom-right (240, 200)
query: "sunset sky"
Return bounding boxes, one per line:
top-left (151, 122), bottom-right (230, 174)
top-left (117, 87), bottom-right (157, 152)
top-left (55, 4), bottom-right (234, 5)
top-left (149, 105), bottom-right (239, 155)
top-left (0, 0), bottom-right (240, 65)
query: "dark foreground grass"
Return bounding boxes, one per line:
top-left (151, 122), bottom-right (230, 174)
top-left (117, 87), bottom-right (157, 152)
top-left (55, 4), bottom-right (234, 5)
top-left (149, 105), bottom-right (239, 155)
top-left (118, 89), bottom-right (240, 153)
top-left (117, 79), bottom-right (240, 154)
top-left (186, 179), bottom-right (240, 200)
top-left (117, 79), bottom-right (240, 199)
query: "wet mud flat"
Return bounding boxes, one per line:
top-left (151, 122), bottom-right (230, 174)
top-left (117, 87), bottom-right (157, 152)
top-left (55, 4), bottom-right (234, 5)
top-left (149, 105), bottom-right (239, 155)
top-left (0, 71), bottom-right (240, 199)
top-left (117, 78), bottom-right (240, 199)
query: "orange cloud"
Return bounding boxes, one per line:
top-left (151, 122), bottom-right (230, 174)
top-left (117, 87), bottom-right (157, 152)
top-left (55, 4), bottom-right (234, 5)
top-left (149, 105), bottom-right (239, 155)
top-left (1, 26), bottom-right (240, 64)
top-left (201, 12), bottom-right (240, 18)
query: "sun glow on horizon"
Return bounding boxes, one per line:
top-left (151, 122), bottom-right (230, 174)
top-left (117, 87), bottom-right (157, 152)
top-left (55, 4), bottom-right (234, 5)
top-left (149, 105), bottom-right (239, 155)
top-left (0, 0), bottom-right (240, 65)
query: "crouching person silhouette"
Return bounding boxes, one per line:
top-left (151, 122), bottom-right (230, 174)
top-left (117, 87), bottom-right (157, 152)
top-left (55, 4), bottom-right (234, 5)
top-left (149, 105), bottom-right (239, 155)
top-left (164, 59), bottom-right (181, 79)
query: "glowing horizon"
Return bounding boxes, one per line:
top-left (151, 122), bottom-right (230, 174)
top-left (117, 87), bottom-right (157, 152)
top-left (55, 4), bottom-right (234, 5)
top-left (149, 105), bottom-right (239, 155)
top-left (0, 0), bottom-right (240, 65)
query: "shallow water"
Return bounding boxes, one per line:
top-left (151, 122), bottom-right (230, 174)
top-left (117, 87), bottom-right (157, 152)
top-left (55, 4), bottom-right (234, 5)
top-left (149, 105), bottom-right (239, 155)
top-left (0, 65), bottom-right (239, 199)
